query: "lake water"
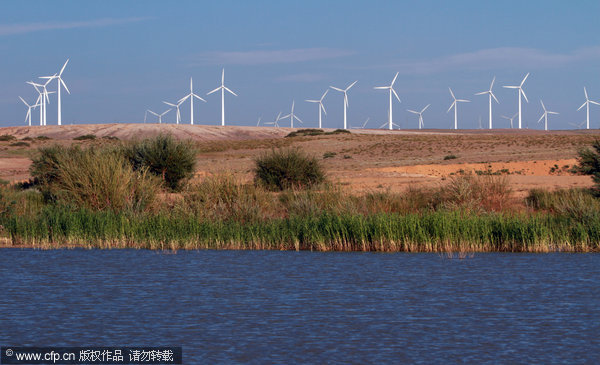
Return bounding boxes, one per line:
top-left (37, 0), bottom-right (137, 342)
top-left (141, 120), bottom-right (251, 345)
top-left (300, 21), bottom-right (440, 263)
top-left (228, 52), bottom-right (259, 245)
top-left (0, 249), bottom-right (599, 364)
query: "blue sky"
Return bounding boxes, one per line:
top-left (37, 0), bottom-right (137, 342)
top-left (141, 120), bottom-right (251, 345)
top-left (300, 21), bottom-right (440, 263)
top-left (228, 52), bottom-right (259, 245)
top-left (1, 0), bottom-right (599, 130)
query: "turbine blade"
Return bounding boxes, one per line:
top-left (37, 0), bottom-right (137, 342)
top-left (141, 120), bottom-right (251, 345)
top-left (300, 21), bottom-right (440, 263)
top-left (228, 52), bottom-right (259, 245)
top-left (457, 99), bottom-right (470, 103)
top-left (590, 101), bottom-right (600, 106)
top-left (163, 101), bottom-right (176, 107)
top-left (540, 100), bottom-right (546, 111)
top-left (421, 104), bottom-right (430, 113)
top-left (490, 76), bottom-right (496, 90)
top-left (321, 103), bottom-right (327, 116)
top-left (475, 91), bottom-right (487, 95)
top-left (207, 87), bottom-right (221, 95)
top-left (193, 94), bottom-right (207, 102)
top-left (391, 72), bottom-right (399, 86)
top-left (521, 89), bottom-right (529, 103)
top-left (330, 86), bottom-right (344, 92)
top-left (448, 87), bottom-right (455, 99)
top-left (221, 68), bottom-right (225, 85)
top-left (306, 100), bottom-right (319, 103)
top-left (584, 87), bottom-right (589, 100)
top-left (447, 102), bottom-right (455, 113)
top-left (60, 59), bottom-right (69, 75)
top-left (346, 80), bottom-right (357, 90)
top-left (321, 89), bottom-right (329, 100)
top-left (178, 94), bottom-right (190, 103)
top-left (491, 92), bottom-right (499, 104)
top-left (224, 87), bottom-right (238, 96)
top-left (60, 79), bottom-right (70, 94)
top-left (373, 86), bottom-right (388, 90)
top-left (578, 101), bottom-right (587, 111)
top-left (521, 72), bottom-right (530, 86)
top-left (407, 109), bottom-right (418, 114)
top-left (548, 111), bottom-right (559, 115)
top-left (18, 96), bottom-right (28, 106)
top-left (392, 88), bottom-right (401, 103)
top-left (538, 114), bottom-right (545, 123)
top-left (503, 85), bottom-right (519, 89)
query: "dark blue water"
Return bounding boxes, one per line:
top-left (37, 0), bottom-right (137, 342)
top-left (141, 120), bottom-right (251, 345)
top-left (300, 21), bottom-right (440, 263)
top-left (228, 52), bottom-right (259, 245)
top-left (1, 249), bottom-right (599, 364)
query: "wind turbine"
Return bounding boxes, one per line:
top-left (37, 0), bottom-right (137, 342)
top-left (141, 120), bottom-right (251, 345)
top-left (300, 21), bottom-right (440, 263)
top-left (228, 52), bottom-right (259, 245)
top-left (501, 113), bottom-right (518, 128)
top-left (282, 101), bottom-right (303, 128)
top-left (19, 96), bottom-right (40, 126)
top-left (475, 76), bottom-right (499, 129)
top-left (503, 73), bottom-right (529, 129)
top-left (40, 59), bottom-right (70, 126)
top-left (352, 117), bottom-right (370, 129)
top-left (578, 87), bottom-right (600, 129)
top-left (265, 112), bottom-right (282, 128)
top-left (207, 68), bottom-right (237, 126)
top-left (330, 80), bottom-right (357, 129)
top-left (147, 109), bottom-right (171, 124)
top-left (27, 80), bottom-right (53, 126)
top-left (407, 104), bottom-right (430, 129)
top-left (305, 89), bottom-right (328, 128)
top-left (256, 116), bottom-right (262, 126)
top-left (569, 121), bottom-right (586, 129)
top-left (537, 100), bottom-right (558, 131)
top-left (179, 78), bottom-right (206, 125)
top-left (447, 88), bottom-right (470, 130)
top-left (163, 99), bottom-right (185, 124)
top-left (374, 72), bottom-right (401, 130)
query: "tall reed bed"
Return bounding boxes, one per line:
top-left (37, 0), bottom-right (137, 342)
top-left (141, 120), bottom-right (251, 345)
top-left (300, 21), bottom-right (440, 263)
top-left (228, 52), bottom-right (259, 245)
top-left (2, 206), bottom-right (598, 252)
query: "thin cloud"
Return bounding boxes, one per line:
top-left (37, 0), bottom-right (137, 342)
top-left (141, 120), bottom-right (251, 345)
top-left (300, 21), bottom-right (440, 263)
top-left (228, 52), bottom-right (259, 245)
top-left (392, 46), bottom-right (600, 74)
top-left (193, 48), bottom-right (355, 65)
top-left (0, 17), bottom-right (152, 36)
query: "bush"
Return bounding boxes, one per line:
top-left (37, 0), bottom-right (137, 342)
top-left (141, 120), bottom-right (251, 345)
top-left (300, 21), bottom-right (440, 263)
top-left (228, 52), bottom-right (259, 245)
top-left (30, 145), bottom-right (158, 212)
top-left (35, 135), bottom-right (51, 140)
top-left (576, 140), bottom-right (600, 194)
top-left (444, 154), bottom-right (458, 160)
top-left (526, 188), bottom-right (600, 220)
top-left (0, 134), bottom-right (16, 141)
top-left (436, 174), bottom-right (513, 212)
top-left (254, 148), bottom-right (325, 191)
top-left (123, 134), bottom-right (196, 192)
top-left (10, 141), bottom-right (30, 147)
top-left (73, 134), bottom-right (97, 141)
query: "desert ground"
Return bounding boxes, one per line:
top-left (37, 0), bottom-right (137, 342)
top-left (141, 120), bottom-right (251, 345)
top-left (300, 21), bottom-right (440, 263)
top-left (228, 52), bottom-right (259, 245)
top-left (0, 123), bottom-right (598, 197)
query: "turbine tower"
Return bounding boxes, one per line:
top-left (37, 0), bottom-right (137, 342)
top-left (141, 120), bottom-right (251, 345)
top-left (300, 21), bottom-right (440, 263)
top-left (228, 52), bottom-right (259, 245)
top-left (163, 99), bottom-right (185, 124)
top-left (407, 104), bottom-right (430, 130)
top-left (447, 88), bottom-right (470, 130)
top-left (305, 89), bottom-right (328, 128)
top-left (19, 96), bottom-right (40, 126)
top-left (281, 101), bottom-right (302, 128)
top-left (501, 113), bottom-right (518, 128)
top-left (330, 80), bottom-right (357, 130)
top-left (40, 59), bottom-right (70, 126)
top-left (537, 100), bottom-right (558, 131)
top-left (578, 87), bottom-right (600, 130)
top-left (475, 76), bottom-right (499, 129)
top-left (207, 68), bottom-right (237, 126)
top-left (179, 78), bottom-right (206, 125)
top-left (503, 73), bottom-right (530, 129)
top-left (374, 72), bottom-right (401, 130)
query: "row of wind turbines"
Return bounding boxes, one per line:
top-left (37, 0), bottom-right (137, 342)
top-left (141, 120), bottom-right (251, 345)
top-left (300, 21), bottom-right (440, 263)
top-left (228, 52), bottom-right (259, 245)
top-left (17, 61), bottom-right (600, 131)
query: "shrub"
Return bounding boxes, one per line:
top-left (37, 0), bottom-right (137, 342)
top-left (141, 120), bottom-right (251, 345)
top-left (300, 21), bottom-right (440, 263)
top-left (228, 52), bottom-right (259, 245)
top-left (73, 134), bottom-right (96, 141)
top-left (35, 135), bottom-right (51, 140)
top-left (30, 145), bottom-right (158, 212)
top-left (526, 188), bottom-right (600, 220)
top-left (254, 148), bottom-right (325, 191)
top-left (444, 154), bottom-right (458, 160)
top-left (123, 134), bottom-right (196, 192)
top-left (102, 136), bottom-right (119, 141)
top-left (576, 140), bottom-right (600, 194)
top-left (323, 152), bottom-right (337, 159)
top-left (181, 174), bottom-right (278, 223)
top-left (436, 174), bottom-right (513, 212)
top-left (0, 134), bottom-right (16, 141)
top-left (10, 141), bottom-right (30, 147)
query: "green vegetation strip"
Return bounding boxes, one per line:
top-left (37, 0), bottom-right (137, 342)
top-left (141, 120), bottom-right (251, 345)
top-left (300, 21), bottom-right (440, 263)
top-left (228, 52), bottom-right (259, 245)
top-left (2, 207), bottom-right (598, 252)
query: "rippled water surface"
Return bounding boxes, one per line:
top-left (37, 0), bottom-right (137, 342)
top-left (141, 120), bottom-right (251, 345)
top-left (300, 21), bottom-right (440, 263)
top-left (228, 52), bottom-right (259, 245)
top-left (1, 249), bottom-right (599, 364)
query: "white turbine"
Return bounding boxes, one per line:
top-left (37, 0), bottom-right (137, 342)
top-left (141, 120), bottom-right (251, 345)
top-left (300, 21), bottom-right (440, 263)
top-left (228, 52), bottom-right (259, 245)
top-left (207, 68), bottom-right (237, 126)
top-left (569, 121), bottom-right (586, 129)
top-left (374, 72), bottom-right (401, 130)
top-left (19, 96), bottom-right (40, 126)
top-left (475, 76), bottom-right (499, 129)
top-left (330, 80), bottom-right (357, 130)
top-left (407, 104), bottom-right (430, 129)
top-left (305, 89), bottom-right (328, 128)
top-left (256, 116), bottom-right (262, 127)
top-left (578, 87), bottom-right (600, 130)
top-left (352, 117), bottom-right (370, 129)
top-left (281, 101), bottom-right (303, 128)
top-left (40, 59), bottom-right (70, 126)
top-left (447, 88), bottom-right (470, 130)
top-left (501, 113), bottom-right (518, 128)
top-left (503, 73), bottom-right (529, 129)
top-left (179, 78), bottom-right (206, 125)
top-left (147, 109), bottom-right (171, 124)
top-left (264, 112), bottom-right (282, 128)
top-left (27, 80), bottom-right (53, 126)
top-left (163, 99), bottom-right (185, 124)
top-left (537, 100), bottom-right (558, 131)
